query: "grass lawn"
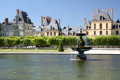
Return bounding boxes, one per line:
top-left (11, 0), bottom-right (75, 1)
top-left (0, 48), bottom-right (70, 53)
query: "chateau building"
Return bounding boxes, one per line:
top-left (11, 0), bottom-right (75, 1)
top-left (83, 8), bottom-right (120, 38)
top-left (34, 16), bottom-right (62, 37)
top-left (33, 16), bottom-right (82, 37)
top-left (0, 9), bottom-right (33, 37)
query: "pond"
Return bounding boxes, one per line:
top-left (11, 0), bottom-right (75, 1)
top-left (0, 54), bottom-right (120, 80)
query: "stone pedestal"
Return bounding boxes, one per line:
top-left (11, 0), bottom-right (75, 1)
top-left (76, 54), bottom-right (86, 60)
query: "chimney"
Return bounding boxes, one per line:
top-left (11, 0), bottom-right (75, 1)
top-left (68, 25), bottom-right (69, 35)
top-left (111, 8), bottom-right (113, 20)
top-left (41, 16), bottom-right (43, 25)
top-left (97, 8), bottom-right (99, 13)
top-left (84, 18), bottom-right (86, 24)
top-left (50, 17), bottom-right (51, 22)
top-left (17, 9), bottom-right (19, 15)
top-left (92, 9), bottom-right (95, 20)
top-left (5, 18), bottom-right (8, 25)
top-left (59, 19), bottom-right (60, 31)
top-left (46, 16), bottom-right (49, 23)
top-left (105, 8), bottom-right (108, 13)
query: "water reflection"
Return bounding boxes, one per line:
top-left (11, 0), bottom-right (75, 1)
top-left (0, 55), bottom-right (120, 80)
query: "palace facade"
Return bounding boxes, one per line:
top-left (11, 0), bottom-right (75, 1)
top-left (83, 8), bottom-right (120, 38)
top-left (0, 9), bottom-right (33, 37)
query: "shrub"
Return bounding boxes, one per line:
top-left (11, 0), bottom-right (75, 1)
top-left (58, 42), bottom-right (64, 52)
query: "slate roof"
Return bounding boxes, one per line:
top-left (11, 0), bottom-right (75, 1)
top-left (13, 10), bottom-right (32, 24)
top-left (21, 11), bottom-right (32, 23)
top-left (45, 20), bottom-right (59, 31)
top-left (62, 26), bottom-right (81, 35)
top-left (94, 10), bottom-right (111, 21)
top-left (33, 26), bottom-right (41, 32)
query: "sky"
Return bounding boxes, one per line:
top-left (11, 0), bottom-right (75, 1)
top-left (0, 0), bottom-right (120, 28)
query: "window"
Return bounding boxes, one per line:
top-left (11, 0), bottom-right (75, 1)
top-left (86, 26), bottom-right (88, 29)
top-left (106, 23), bottom-right (108, 29)
top-left (54, 32), bottom-right (56, 36)
top-left (116, 31), bottom-right (119, 35)
top-left (116, 25), bottom-right (118, 29)
top-left (68, 32), bottom-right (70, 35)
top-left (50, 32), bottom-right (52, 36)
top-left (94, 31), bottom-right (96, 35)
top-left (100, 23), bottom-right (102, 29)
top-left (47, 32), bottom-right (49, 36)
top-left (106, 31), bottom-right (108, 35)
top-left (86, 31), bottom-right (89, 35)
top-left (100, 31), bottom-right (102, 35)
top-left (50, 26), bottom-right (52, 30)
top-left (100, 16), bottom-right (103, 20)
top-left (73, 32), bottom-right (76, 36)
top-left (94, 24), bottom-right (96, 29)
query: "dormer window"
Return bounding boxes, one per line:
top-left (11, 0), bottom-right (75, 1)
top-left (99, 15), bottom-right (103, 20)
top-left (86, 26), bottom-right (88, 29)
top-left (50, 26), bottom-right (53, 30)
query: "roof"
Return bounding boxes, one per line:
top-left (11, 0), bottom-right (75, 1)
top-left (13, 10), bottom-right (32, 24)
top-left (44, 20), bottom-right (60, 31)
top-left (33, 26), bottom-right (41, 32)
top-left (62, 26), bottom-right (81, 35)
top-left (94, 10), bottom-right (111, 21)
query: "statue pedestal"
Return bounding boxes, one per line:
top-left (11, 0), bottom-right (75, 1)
top-left (76, 54), bottom-right (86, 60)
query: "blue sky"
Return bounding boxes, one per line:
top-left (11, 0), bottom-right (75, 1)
top-left (0, 0), bottom-right (120, 28)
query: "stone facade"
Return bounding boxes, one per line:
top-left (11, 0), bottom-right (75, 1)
top-left (83, 8), bottom-right (120, 38)
top-left (0, 9), bottom-right (33, 37)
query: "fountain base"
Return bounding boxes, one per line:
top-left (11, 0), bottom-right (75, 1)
top-left (76, 54), bottom-right (86, 60)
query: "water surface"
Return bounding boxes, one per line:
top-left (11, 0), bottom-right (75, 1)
top-left (0, 54), bottom-right (120, 80)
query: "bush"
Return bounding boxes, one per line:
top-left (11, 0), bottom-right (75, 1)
top-left (58, 42), bottom-right (64, 52)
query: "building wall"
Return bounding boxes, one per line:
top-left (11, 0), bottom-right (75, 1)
top-left (84, 20), bottom-right (113, 38)
top-left (24, 23), bottom-right (33, 36)
top-left (112, 29), bottom-right (120, 36)
top-left (45, 31), bottom-right (59, 36)
top-left (1, 25), bottom-right (15, 36)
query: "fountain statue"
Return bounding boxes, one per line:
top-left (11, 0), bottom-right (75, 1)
top-left (71, 28), bottom-right (92, 60)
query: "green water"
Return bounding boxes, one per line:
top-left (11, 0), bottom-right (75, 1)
top-left (0, 54), bottom-right (120, 80)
